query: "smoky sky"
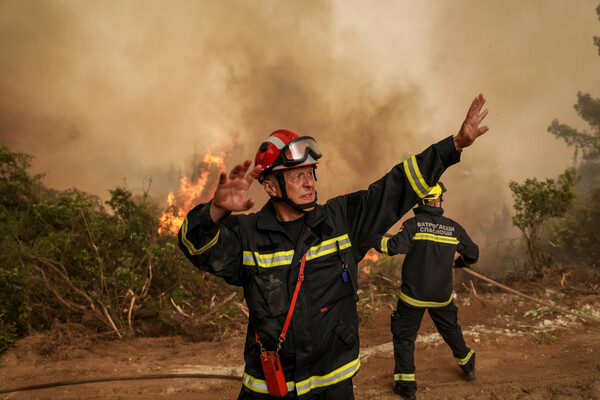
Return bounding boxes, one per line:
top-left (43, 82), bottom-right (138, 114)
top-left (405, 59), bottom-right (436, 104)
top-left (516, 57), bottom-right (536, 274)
top-left (1, 0), bottom-right (599, 251)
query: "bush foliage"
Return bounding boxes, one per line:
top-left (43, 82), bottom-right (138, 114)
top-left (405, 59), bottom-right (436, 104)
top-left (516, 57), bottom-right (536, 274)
top-left (0, 143), bottom-right (241, 353)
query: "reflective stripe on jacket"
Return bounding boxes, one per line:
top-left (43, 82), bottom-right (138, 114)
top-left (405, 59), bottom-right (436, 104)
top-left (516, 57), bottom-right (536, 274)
top-left (179, 136), bottom-right (460, 398)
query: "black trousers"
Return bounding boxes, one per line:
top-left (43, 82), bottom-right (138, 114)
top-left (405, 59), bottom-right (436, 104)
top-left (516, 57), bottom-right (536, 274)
top-left (391, 300), bottom-right (472, 394)
top-left (237, 378), bottom-right (354, 400)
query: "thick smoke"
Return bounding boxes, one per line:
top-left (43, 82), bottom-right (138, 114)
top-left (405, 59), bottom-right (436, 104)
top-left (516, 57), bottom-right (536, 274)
top-left (1, 0), bottom-right (599, 272)
top-left (0, 0), bottom-right (424, 199)
top-left (415, 0), bottom-right (600, 274)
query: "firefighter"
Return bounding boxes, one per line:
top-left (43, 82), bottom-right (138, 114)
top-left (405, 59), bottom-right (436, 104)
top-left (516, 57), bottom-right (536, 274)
top-left (374, 182), bottom-right (479, 400)
top-left (178, 94), bottom-right (489, 399)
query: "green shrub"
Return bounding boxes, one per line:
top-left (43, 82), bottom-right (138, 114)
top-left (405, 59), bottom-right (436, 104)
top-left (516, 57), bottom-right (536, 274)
top-left (0, 144), bottom-right (228, 352)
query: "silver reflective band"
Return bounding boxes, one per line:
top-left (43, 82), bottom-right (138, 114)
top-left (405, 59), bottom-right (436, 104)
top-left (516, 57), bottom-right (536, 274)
top-left (402, 156), bottom-right (431, 198)
top-left (295, 357), bottom-right (360, 395)
top-left (242, 235), bottom-right (352, 268)
top-left (266, 135), bottom-right (286, 150)
top-left (394, 373), bottom-right (416, 382)
top-left (456, 349), bottom-right (475, 365)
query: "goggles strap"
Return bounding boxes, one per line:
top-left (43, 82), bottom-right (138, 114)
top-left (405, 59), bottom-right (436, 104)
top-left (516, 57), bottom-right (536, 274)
top-left (275, 171), bottom-right (287, 199)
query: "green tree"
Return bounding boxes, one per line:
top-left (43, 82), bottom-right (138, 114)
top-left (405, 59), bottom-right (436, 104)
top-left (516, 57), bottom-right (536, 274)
top-left (509, 168), bottom-right (579, 272)
top-left (548, 5), bottom-right (600, 169)
top-left (543, 4), bottom-right (600, 270)
top-left (547, 92), bottom-right (600, 163)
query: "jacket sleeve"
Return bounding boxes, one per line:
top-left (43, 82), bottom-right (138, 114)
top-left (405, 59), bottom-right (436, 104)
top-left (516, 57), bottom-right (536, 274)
top-left (375, 220), bottom-right (414, 256)
top-left (178, 201), bottom-right (245, 286)
top-left (454, 224), bottom-right (479, 268)
top-left (340, 135), bottom-right (461, 260)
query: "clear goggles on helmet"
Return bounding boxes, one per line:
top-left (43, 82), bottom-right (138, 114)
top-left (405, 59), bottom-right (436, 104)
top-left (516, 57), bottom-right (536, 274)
top-left (278, 136), bottom-right (322, 167)
top-left (260, 136), bottom-right (322, 180)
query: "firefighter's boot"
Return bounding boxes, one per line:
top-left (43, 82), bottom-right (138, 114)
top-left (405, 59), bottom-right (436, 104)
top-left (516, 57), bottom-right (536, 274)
top-left (393, 382), bottom-right (417, 400)
top-left (459, 352), bottom-right (476, 381)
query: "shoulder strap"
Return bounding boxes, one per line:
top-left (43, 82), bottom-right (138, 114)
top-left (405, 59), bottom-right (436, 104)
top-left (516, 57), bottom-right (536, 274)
top-left (278, 252), bottom-right (307, 347)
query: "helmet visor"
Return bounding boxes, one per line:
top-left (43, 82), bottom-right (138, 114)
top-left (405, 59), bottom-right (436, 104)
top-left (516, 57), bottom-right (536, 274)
top-left (280, 136), bottom-right (322, 166)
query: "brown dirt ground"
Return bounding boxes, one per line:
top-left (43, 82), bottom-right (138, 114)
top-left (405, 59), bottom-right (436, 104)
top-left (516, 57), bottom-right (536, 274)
top-left (1, 272), bottom-right (600, 400)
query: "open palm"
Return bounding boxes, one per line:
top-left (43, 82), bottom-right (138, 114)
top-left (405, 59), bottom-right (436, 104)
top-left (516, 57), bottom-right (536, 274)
top-left (212, 159), bottom-right (262, 213)
top-left (454, 94), bottom-right (489, 150)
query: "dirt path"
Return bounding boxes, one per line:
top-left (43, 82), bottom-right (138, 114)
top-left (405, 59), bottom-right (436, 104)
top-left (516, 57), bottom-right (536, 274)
top-left (1, 291), bottom-right (599, 400)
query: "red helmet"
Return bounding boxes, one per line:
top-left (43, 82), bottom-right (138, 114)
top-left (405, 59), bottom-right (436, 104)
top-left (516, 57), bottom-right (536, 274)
top-left (255, 129), bottom-right (322, 182)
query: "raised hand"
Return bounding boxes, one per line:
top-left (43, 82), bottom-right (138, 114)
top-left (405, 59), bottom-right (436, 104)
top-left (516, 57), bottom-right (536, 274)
top-left (210, 159), bottom-right (262, 222)
top-left (454, 94), bottom-right (489, 150)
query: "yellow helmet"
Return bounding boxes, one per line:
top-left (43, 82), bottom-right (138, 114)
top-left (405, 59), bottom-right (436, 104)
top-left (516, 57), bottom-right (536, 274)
top-left (422, 182), bottom-right (446, 203)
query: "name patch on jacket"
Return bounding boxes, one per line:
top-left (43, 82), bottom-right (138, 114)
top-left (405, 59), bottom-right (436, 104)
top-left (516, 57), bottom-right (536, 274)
top-left (416, 222), bottom-right (455, 236)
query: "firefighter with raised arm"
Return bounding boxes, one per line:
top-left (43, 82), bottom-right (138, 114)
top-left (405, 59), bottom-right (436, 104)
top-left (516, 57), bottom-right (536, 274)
top-left (374, 182), bottom-right (479, 400)
top-left (178, 94), bottom-right (489, 399)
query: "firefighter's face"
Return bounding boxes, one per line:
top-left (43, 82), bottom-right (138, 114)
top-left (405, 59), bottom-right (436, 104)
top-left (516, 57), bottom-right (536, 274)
top-left (263, 166), bottom-right (316, 207)
top-left (283, 166), bottom-right (316, 207)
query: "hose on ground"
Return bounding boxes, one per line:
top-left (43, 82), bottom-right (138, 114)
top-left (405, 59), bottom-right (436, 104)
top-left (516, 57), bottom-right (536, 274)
top-left (0, 373), bottom-right (243, 394)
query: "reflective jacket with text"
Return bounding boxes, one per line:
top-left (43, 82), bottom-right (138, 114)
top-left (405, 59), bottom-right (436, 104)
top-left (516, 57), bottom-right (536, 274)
top-left (376, 204), bottom-right (479, 308)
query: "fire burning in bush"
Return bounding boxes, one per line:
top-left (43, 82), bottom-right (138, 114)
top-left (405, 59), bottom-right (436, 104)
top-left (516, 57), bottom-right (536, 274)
top-left (158, 151), bottom-right (226, 235)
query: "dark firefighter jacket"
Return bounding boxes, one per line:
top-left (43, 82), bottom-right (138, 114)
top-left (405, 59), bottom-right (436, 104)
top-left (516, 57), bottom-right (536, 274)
top-left (376, 204), bottom-right (479, 308)
top-left (178, 136), bottom-right (461, 398)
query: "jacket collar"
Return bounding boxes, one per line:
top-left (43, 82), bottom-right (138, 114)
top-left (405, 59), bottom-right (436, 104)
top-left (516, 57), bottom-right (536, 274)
top-left (256, 199), bottom-right (329, 233)
top-left (413, 204), bottom-right (445, 216)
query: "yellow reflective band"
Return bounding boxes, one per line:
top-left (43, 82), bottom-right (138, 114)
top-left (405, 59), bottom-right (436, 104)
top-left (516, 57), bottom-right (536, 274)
top-left (241, 372), bottom-right (295, 394)
top-left (180, 217), bottom-right (220, 256)
top-left (402, 156), bottom-right (432, 198)
top-left (456, 349), bottom-right (475, 365)
top-left (306, 234), bottom-right (352, 261)
top-left (241, 357), bottom-right (360, 396)
top-left (413, 232), bottom-right (459, 245)
top-left (242, 235), bottom-right (352, 268)
top-left (394, 373), bottom-right (415, 382)
top-left (242, 249), bottom-right (294, 268)
top-left (295, 357), bottom-right (360, 395)
top-left (400, 291), bottom-right (453, 308)
top-left (380, 237), bottom-right (390, 255)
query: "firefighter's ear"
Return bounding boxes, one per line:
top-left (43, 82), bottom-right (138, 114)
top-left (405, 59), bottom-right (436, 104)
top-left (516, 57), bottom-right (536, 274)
top-left (263, 179), bottom-right (278, 197)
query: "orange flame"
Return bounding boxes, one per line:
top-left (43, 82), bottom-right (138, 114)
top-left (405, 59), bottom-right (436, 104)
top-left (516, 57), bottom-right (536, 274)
top-left (362, 249), bottom-right (380, 264)
top-left (159, 151), bottom-right (227, 235)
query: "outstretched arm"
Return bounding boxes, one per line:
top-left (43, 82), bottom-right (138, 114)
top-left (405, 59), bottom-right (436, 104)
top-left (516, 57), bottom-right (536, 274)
top-left (454, 94), bottom-right (489, 150)
top-left (210, 159), bottom-right (262, 222)
top-left (375, 222), bottom-right (414, 256)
